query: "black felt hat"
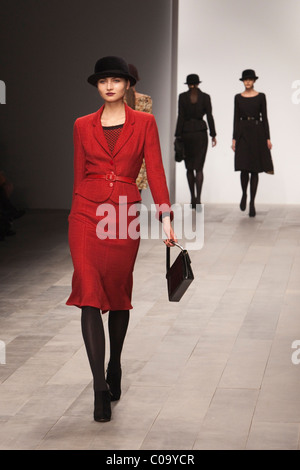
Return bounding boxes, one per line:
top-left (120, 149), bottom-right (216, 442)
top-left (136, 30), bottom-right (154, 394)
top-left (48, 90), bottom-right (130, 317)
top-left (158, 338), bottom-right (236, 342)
top-left (185, 74), bottom-right (201, 85)
top-left (239, 69), bottom-right (259, 81)
top-left (87, 56), bottom-right (137, 87)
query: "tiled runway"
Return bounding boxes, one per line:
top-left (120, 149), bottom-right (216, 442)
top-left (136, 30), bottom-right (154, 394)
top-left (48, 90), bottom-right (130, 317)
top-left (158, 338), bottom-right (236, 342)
top-left (0, 204), bottom-right (299, 450)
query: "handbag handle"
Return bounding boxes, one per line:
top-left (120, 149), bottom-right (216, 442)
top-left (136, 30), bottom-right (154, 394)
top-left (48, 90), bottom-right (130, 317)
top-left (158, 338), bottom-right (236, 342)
top-left (166, 241), bottom-right (185, 272)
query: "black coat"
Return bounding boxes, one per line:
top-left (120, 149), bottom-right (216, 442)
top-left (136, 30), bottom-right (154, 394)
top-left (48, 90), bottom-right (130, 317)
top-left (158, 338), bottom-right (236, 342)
top-left (175, 89), bottom-right (216, 170)
top-left (175, 89), bottom-right (216, 138)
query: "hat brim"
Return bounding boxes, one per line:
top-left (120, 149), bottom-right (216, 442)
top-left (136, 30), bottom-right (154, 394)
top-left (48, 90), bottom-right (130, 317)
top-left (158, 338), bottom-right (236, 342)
top-left (239, 76), bottom-right (258, 81)
top-left (184, 81), bottom-right (201, 85)
top-left (87, 71), bottom-right (136, 87)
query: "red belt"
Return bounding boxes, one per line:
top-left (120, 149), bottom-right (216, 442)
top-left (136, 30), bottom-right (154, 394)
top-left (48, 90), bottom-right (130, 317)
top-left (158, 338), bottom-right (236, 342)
top-left (88, 172), bottom-right (135, 184)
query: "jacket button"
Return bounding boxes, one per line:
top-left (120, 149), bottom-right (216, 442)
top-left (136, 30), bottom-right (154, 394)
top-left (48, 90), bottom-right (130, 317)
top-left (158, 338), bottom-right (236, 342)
top-left (110, 160), bottom-right (114, 165)
top-left (109, 182), bottom-right (113, 187)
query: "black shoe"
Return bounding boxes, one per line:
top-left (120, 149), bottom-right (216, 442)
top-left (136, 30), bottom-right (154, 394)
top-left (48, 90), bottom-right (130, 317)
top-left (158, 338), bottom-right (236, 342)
top-left (190, 197), bottom-right (196, 209)
top-left (106, 365), bottom-right (122, 402)
top-left (94, 390), bottom-right (111, 422)
top-left (249, 203), bottom-right (256, 217)
top-left (240, 194), bottom-right (247, 211)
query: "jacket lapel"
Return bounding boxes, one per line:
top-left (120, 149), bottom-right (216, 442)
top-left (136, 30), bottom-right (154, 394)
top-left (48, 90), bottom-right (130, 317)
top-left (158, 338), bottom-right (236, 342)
top-left (92, 104), bottom-right (135, 158)
top-left (92, 106), bottom-right (111, 156)
top-left (112, 104), bottom-right (135, 158)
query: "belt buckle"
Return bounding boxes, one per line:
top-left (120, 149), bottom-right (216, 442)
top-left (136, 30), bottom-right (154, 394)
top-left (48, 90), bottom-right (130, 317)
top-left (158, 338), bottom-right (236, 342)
top-left (106, 172), bottom-right (116, 182)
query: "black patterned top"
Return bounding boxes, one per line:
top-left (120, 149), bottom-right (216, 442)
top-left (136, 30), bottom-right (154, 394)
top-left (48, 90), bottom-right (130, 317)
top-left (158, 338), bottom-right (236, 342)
top-left (103, 124), bottom-right (124, 153)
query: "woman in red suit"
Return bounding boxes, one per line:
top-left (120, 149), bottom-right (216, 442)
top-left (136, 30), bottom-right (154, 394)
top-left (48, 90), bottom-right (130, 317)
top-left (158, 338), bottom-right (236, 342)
top-left (66, 56), bottom-right (176, 422)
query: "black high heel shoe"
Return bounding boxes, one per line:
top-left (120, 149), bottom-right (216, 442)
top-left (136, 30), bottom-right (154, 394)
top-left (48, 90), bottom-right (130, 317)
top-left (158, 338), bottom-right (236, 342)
top-left (240, 193), bottom-right (247, 211)
top-left (249, 202), bottom-right (256, 217)
top-left (106, 366), bottom-right (122, 402)
top-left (94, 390), bottom-right (111, 422)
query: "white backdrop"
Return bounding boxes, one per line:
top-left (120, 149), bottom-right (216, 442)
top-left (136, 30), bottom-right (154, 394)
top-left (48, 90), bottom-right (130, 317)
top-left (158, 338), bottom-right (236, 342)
top-left (176, 0), bottom-right (300, 204)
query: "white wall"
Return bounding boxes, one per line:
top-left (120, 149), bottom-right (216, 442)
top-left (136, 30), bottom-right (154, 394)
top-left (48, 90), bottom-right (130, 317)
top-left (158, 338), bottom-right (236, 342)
top-left (176, 0), bottom-right (300, 204)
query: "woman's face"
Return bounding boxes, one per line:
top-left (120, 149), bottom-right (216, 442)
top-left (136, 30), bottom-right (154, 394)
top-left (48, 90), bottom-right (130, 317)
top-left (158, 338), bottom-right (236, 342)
top-left (97, 77), bottom-right (130, 102)
top-left (243, 79), bottom-right (255, 90)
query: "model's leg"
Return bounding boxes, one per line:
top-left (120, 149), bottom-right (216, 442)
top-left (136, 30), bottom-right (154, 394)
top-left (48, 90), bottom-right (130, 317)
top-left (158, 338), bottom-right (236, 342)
top-left (186, 170), bottom-right (196, 208)
top-left (81, 306), bottom-right (111, 422)
top-left (107, 309), bottom-right (130, 401)
top-left (195, 170), bottom-right (204, 205)
top-left (81, 306), bottom-right (107, 391)
top-left (240, 171), bottom-right (249, 211)
top-left (249, 172), bottom-right (259, 217)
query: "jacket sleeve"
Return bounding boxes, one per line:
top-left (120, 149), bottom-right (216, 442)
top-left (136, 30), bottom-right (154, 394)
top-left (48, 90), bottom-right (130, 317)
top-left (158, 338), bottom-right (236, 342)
top-left (260, 93), bottom-right (271, 139)
top-left (233, 95), bottom-right (239, 139)
top-left (144, 115), bottom-right (173, 220)
top-left (72, 120), bottom-right (86, 201)
top-left (175, 94), bottom-right (185, 137)
top-left (204, 94), bottom-right (216, 137)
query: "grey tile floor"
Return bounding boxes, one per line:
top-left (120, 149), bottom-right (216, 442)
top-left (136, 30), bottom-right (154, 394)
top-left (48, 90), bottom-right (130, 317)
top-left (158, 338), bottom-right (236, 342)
top-left (0, 204), bottom-right (300, 450)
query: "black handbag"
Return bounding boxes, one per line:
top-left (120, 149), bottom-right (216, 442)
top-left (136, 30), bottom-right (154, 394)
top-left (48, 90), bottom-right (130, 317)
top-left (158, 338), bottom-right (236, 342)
top-left (174, 137), bottom-right (185, 162)
top-left (166, 242), bottom-right (194, 302)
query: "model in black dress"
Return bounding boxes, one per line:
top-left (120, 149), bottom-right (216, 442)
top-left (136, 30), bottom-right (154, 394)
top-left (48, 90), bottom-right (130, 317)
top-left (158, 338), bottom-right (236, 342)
top-left (232, 69), bottom-right (274, 217)
top-left (175, 74), bottom-right (217, 208)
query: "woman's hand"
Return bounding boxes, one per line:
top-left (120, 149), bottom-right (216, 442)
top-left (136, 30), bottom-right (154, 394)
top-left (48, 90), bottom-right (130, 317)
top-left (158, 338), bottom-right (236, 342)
top-left (162, 216), bottom-right (177, 247)
top-left (231, 139), bottom-right (236, 151)
top-left (212, 137), bottom-right (217, 147)
top-left (267, 139), bottom-right (272, 150)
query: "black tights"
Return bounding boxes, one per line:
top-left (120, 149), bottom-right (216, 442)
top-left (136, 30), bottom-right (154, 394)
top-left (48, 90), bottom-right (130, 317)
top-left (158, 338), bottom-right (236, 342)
top-left (81, 307), bottom-right (129, 392)
top-left (240, 171), bottom-right (259, 204)
top-left (186, 169), bottom-right (203, 204)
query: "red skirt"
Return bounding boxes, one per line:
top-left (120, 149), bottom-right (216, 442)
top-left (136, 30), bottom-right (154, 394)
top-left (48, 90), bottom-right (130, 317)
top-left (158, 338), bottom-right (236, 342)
top-left (66, 195), bottom-right (140, 313)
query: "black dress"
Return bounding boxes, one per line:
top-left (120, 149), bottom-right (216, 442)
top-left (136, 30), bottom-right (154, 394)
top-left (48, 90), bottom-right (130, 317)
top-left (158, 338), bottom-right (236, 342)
top-left (233, 93), bottom-right (274, 174)
top-left (175, 89), bottom-right (216, 171)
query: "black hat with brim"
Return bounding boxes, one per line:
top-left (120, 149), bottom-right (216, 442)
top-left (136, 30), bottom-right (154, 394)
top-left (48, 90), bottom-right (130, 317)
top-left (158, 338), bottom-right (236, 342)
top-left (185, 74), bottom-right (201, 85)
top-left (87, 56), bottom-right (136, 87)
top-left (239, 69), bottom-right (259, 81)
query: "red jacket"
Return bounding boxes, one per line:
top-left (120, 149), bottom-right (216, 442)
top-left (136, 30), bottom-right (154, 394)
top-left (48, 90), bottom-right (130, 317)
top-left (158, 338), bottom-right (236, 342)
top-left (72, 104), bottom-right (172, 218)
